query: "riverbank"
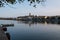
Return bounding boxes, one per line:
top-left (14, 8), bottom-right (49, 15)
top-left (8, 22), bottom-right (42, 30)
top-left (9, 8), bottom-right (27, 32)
top-left (0, 15), bottom-right (60, 23)
top-left (0, 17), bottom-right (16, 20)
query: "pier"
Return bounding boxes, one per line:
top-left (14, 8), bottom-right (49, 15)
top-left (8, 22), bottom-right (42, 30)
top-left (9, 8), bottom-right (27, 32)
top-left (0, 24), bottom-right (14, 40)
top-left (0, 27), bottom-right (8, 40)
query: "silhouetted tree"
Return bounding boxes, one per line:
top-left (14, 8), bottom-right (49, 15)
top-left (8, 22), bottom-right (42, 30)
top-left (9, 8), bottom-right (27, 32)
top-left (0, 0), bottom-right (46, 7)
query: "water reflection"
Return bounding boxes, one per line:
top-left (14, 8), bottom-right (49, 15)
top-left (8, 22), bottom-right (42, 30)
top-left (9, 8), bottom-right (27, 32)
top-left (13, 21), bottom-right (60, 40)
top-left (17, 21), bottom-right (60, 26)
top-left (1, 20), bottom-right (60, 40)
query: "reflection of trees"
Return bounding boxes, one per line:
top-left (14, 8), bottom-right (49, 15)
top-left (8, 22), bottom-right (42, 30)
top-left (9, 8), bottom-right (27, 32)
top-left (17, 20), bottom-right (60, 27)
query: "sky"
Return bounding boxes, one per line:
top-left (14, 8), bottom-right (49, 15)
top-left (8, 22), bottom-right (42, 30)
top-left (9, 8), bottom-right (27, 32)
top-left (0, 0), bottom-right (60, 17)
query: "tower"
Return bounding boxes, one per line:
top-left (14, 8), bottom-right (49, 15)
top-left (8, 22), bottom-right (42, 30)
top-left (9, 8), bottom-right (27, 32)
top-left (29, 13), bottom-right (31, 16)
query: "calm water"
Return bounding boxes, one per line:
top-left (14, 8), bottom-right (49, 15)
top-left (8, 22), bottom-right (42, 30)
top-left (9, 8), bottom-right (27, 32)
top-left (1, 20), bottom-right (60, 40)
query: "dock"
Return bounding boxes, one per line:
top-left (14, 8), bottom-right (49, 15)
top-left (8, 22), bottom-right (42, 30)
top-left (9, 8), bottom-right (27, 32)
top-left (1, 24), bottom-right (14, 27)
top-left (0, 27), bottom-right (9, 40)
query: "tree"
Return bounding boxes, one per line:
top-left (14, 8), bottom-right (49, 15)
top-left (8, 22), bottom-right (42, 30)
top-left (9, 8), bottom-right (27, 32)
top-left (0, 0), bottom-right (46, 7)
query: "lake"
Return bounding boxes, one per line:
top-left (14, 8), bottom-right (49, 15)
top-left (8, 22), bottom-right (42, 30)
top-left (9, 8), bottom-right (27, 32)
top-left (0, 20), bottom-right (60, 40)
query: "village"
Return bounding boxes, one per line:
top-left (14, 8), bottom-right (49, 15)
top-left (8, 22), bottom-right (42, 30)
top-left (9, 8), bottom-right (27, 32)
top-left (17, 13), bottom-right (60, 24)
top-left (0, 13), bottom-right (60, 24)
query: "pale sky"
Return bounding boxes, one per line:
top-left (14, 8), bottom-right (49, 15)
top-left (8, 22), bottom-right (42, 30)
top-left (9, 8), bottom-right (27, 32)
top-left (0, 0), bottom-right (60, 17)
